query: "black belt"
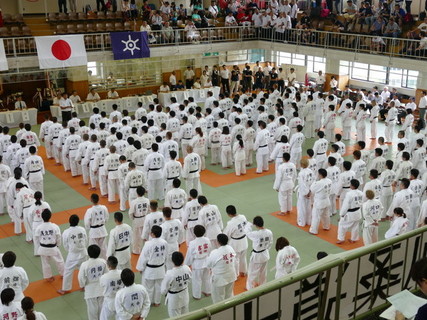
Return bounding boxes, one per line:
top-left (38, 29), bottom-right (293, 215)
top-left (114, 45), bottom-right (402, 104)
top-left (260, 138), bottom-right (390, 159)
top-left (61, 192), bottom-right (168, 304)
top-left (99, 164), bottom-right (104, 167)
top-left (149, 168), bottom-right (161, 171)
top-left (188, 218), bottom-right (198, 222)
top-left (259, 145), bottom-right (267, 148)
top-left (211, 141), bottom-right (219, 144)
top-left (384, 185), bottom-right (391, 187)
top-left (189, 169), bottom-right (198, 173)
top-left (167, 176), bottom-right (179, 180)
top-left (317, 152), bottom-right (325, 155)
top-left (252, 249), bottom-right (266, 253)
top-left (389, 119), bottom-right (395, 121)
top-left (116, 245), bottom-right (130, 252)
top-left (29, 169), bottom-right (41, 173)
top-left (136, 164), bottom-right (144, 166)
top-left (108, 169), bottom-right (118, 172)
top-left (231, 234), bottom-right (246, 240)
top-left (40, 243), bottom-right (56, 248)
top-left (69, 148), bottom-right (77, 151)
top-left (182, 138), bottom-right (191, 140)
top-left (147, 263), bottom-right (164, 268)
top-left (90, 224), bottom-right (104, 228)
top-left (129, 186), bottom-right (139, 188)
top-left (133, 215), bottom-right (145, 219)
top-left (348, 207), bottom-right (361, 212)
top-left (373, 116), bottom-right (378, 119)
top-left (172, 206), bottom-right (183, 210)
top-left (343, 186), bottom-right (350, 189)
top-left (222, 144), bottom-right (230, 147)
top-left (52, 137), bottom-right (58, 139)
top-left (168, 288), bottom-right (186, 294)
top-left (23, 205), bottom-right (31, 209)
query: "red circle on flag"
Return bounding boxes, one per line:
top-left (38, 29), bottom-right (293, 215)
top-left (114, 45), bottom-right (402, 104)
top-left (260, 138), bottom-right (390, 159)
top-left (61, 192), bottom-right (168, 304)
top-left (51, 40), bottom-right (72, 61)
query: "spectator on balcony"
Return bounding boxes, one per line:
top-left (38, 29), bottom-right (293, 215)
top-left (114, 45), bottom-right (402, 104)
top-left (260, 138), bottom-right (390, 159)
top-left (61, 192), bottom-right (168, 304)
top-left (274, 11), bottom-right (291, 41)
top-left (191, 0), bottom-right (203, 11)
top-left (228, 0), bottom-right (240, 15)
top-left (160, 0), bottom-right (172, 20)
top-left (364, 3), bottom-right (379, 28)
top-left (162, 21), bottom-right (175, 43)
top-left (184, 66), bottom-right (195, 89)
top-left (278, 0), bottom-right (291, 15)
top-left (238, 9), bottom-right (253, 25)
top-left (378, 2), bottom-right (390, 20)
top-left (252, 8), bottom-right (262, 34)
top-left (225, 12), bottom-right (238, 26)
top-left (191, 9), bottom-right (202, 28)
top-left (184, 21), bottom-right (201, 42)
top-left (58, 0), bottom-right (67, 13)
top-left (289, 0), bottom-right (298, 27)
top-left (69, 0), bottom-right (77, 12)
top-left (129, 0), bottom-right (138, 19)
top-left (122, 0), bottom-right (131, 20)
top-left (296, 11), bottom-right (311, 29)
top-left (141, 0), bottom-right (152, 21)
top-left (260, 10), bottom-right (273, 38)
top-left (383, 17), bottom-right (401, 38)
top-left (391, 4), bottom-right (406, 26)
top-left (342, 0), bottom-right (358, 26)
top-left (140, 20), bottom-right (154, 41)
top-left (414, 31), bottom-right (427, 57)
top-left (356, 2), bottom-right (373, 28)
top-left (209, 1), bottom-right (220, 18)
top-left (270, 0), bottom-right (279, 12)
top-left (177, 4), bottom-right (187, 20)
top-left (151, 10), bottom-right (163, 30)
top-left (247, 0), bottom-right (259, 10)
top-left (370, 15), bottom-right (385, 35)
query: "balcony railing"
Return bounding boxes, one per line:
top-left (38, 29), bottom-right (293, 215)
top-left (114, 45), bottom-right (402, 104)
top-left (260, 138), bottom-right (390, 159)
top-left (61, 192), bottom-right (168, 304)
top-left (1, 26), bottom-right (425, 61)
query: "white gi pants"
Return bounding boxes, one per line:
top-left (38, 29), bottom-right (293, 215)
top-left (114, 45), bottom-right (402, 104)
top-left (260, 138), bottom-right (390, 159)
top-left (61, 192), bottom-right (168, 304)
top-left (297, 192), bottom-right (312, 227)
top-left (0, 193), bottom-right (5, 214)
top-left (246, 260), bottom-right (267, 290)
top-left (235, 159), bottom-right (246, 176)
top-left (255, 152), bottom-right (268, 173)
top-left (89, 237), bottom-right (107, 260)
top-left (99, 173), bottom-right (108, 196)
top-left (245, 146), bottom-right (253, 166)
top-left (370, 120), bottom-right (377, 139)
top-left (221, 148), bottom-right (232, 168)
top-left (181, 141), bottom-right (191, 158)
top-left (131, 222), bottom-right (144, 254)
top-left (325, 128), bottom-right (335, 143)
top-left (235, 249), bottom-right (248, 275)
top-left (82, 162), bottom-right (90, 184)
top-left (278, 189), bottom-right (292, 213)
top-left (62, 256), bottom-right (85, 291)
top-left (147, 178), bottom-right (164, 200)
top-left (290, 150), bottom-right (302, 169)
top-left (329, 194), bottom-right (337, 215)
top-left (362, 225), bottom-right (378, 245)
top-left (381, 191), bottom-right (393, 219)
top-left (143, 277), bottom-right (162, 305)
top-left (185, 177), bottom-right (202, 194)
top-left (304, 120), bottom-right (315, 139)
top-left (22, 207), bottom-right (33, 241)
top-left (53, 145), bottom-right (61, 164)
top-left (356, 125), bottom-right (366, 142)
top-left (119, 182), bottom-right (127, 211)
top-left (211, 145), bottom-right (221, 164)
top-left (70, 157), bottom-right (81, 177)
top-left (62, 152), bottom-right (71, 171)
top-left (41, 251), bottom-right (65, 278)
top-left (337, 218), bottom-right (360, 242)
top-left (108, 178), bottom-right (120, 202)
top-left (45, 138), bottom-right (53, 159)
top-left (343, 125), bottom-right (352, 140)
top-left (89, 169), bottom-right (98, 189)
top-left (192, 268), bottom-right (211, 299)
top-left (100, 297), bottom-right (115, 320)
top-left (85, 296), bottom-right (104, 320)
top-left (211, 282), bottom-right (234, 304)
top-left (168, 305), bottom-right (189, 318)
top-left (29, 180), bottom-right (43, 195)
top-left (384, 122), bottom-right (395, 143)
top-left (309, 205), bottom-right (331, 234)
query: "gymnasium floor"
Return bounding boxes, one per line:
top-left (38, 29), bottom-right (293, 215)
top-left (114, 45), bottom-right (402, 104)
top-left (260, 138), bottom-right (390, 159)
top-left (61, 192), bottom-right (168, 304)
top-left (0, 119), bottom-right (396, 319)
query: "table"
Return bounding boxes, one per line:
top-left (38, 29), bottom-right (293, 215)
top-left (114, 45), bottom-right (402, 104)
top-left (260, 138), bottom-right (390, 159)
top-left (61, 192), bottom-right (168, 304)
top-left (50, 95), bottom-right (157, 121)
top-left (158, 87), bottom-right (221, 105)
top-left (0, 109), bottom-right (38, 128)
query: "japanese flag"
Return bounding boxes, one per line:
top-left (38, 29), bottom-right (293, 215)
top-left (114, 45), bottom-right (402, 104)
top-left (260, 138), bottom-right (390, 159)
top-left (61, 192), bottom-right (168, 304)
top-left (0, 39), bottom-right (8, 71)
top-left (35, 35), bottom-right (87, 69)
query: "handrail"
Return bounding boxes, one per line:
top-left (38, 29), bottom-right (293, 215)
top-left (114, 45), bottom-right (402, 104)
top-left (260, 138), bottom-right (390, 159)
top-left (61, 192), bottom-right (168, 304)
top-left (174, 225), bottom-right (427, 320)
top-left (1, 26), bottom-right (426, 61)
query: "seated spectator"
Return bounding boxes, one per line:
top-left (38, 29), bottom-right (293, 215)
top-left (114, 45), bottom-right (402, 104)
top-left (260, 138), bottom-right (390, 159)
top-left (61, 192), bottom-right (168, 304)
top-left (357, 2), bottom-right (373, 27)
top-left (122, 0), bottom-right (131, 20)
top-left (342, 0), bottom-right (358, 26)
top-left (159, 82), bottom-right (170, 92)
top-left (414, 31), bottom-right (427, 57)
top-left (228, 0), bottom-right (240, 15)
top-left (408, 17), bottom-right (427, 39)
top-left (160, 0), bottom-right (172, 20)
top-left (383, 17), bottom-right (401, 38)
top-left (177, 4), bottom-right (187, 20)
top-left (193, 78), bottom-right (202, 89)
top-left (378, 2), bottom-right (390, 20)
top-left (130, 0), bottom-right (138, 19)
top-left (151, 10), bottom-right (163, 30)
top-left (391, 4), bottom-right (406, 26)
top-left (209, 1), bottom-right (220, 18)
top-left (184, 20), bottom-right (201, 42)
top-left (142, 0), bottom-right (152, 21)
top-left (192, 9), bottom-right (202, 27)
top-left (296, 11), bottom-right (311, 29)
top-left (162, 21), bottom-right (175, 42)
top-left (176, 80), bottom-right (185, 90)
top-left (237, 9), bottom-right (252, 25)
top-left (225, 12), bottom-right (238, 25)
top-left (370, 15), bottom-right (385, 35)
top-left (247, 0), bottom-right (259, 10)
top-left (140, 20), bottom-right (157, 43)
top-left (192, 0), bottom-right (203, 11)
top-left (278, 0), bottom-right (291, 15)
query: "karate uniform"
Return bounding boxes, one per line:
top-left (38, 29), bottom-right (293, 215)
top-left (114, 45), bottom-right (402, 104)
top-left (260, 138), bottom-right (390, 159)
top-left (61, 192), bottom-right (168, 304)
top-left (163, 160), bottom-right (182, 194)
top-left (341, 107), bottom-right (353, 140)
top-left (0, 265), bottom-right (29, 302)
top-left (78, 258), bottom-right (107, 320)
top-left (39, 120), bottom-right (53, 159)
top-left (355, 109), bottom-right (367, 142)
top-left (141, 211), bottom-right (164, 241)
top-left (223, 214), bottom-right (249, 275)
top-left (273, 162), bottom-right (297, 213)
top-left (100, 269), bottom-right (124, 319)
top-left (28, 201), bottom-right (51, 255)
top-left (23, 154), bottom-right (44, 194)
top-left (312, 138), bottom-right (328, 169)
top-left (296, 168), bottom-right (314, 227)
top-left (209, 128), bottom-right (222, 165)
top-left (362, 199), bottom-right (382, 245)
top-left (93, 147), bottom-right (109, 196)
top-left (289, 132), bottom-right (305, 168)
top-left (164, 187), bottom-right (187, 220)
top-left (384, 107), bottom-right (398, 143)
top-left (244, 127), bottom-right (256, 166)
top-left (117, 162), bottom-right (129, 211)
top-left (84, 204), bottom-right (109, 259)
top-left (161, 265), bottom-right (192, 317)
top-left (246, 227), bottom-right (273, 290)
top-left (386, 188), bottom-right (415, 229)
top-left (182, 152), bottom-right (202, 194)
top-left (34, 221), bottom-right (65, 279)
top-left (63, 134), bottom-right (82, 177)
top-left (86, 142), bottom-right (101, 190)
top-left (61, 225), bottom-right (88, 291)
top-left (107, 223), bottom-right (132, 270)
top-left (338, 189), bottom-right (363, 242)
top-left (14, 186), bottom-right (35, 240)
top-left (0, 302), bottom-right (22, 319)
top-left (182, 199), bottom-right (202, 245)
top-left (199, 204), bottom-right (223, 248)
top-left (161, 219), bottom-right (184, 270)
top-left (370, 104), bottom-right (379, 139)
top-left (309, 178), bottom-right (332, 234)
top-left (184, 236), bottom-right (211, 299)
top-left (136, 237), bottom-right (168, 305)
top-left (363, 179), bottom-right (383, 201)
top-left (75, 140), bottom-right (90, 184)
top-left (128, 196), bottom-right (149, 254)
top-left (323, 110), bottom-right (337, 142)
top-left (275, 245), bottom-right (300, 279)
top-left (369, 156), bottom-right (386, 175)
top-left (352, 159), bottom-right (366, 187)
top-left (254, 128), bottom-right (270, 173)
top-left (206, 244), bottom-right (237, 303)
top-left (124, 169), bottom-right (146, 205)
top-left (270, 142), bottom-right (290, 172)
top-left (384, 216), bottom-right (409, 239)
top-left (104, 153), bottom-right (120, 202)
top-left (115, 283), bottom-right (150, 320)
top-left (144, 151), bottom-right (165, 200)
top-left (0, 164), bottom-right (11, 215)
top-left (379, 169), bottom-right (396, 218)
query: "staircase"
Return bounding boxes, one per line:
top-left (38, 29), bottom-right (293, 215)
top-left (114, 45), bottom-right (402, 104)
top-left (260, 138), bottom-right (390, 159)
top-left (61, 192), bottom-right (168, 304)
top-left (23, 15), bottom-right (54, 36)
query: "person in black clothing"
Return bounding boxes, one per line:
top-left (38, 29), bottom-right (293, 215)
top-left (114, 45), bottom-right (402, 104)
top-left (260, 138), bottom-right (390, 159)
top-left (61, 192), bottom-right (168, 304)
top-left (410, 258), bottom-right (427, 320)
top-left (254, 69), bottom-right (264, 89)
top-left (211, 65), bottom-right (220, 87)
top-left (242, 66), bottom-right (253, 92)
top-left (269, 68), bottom-right (278, 90)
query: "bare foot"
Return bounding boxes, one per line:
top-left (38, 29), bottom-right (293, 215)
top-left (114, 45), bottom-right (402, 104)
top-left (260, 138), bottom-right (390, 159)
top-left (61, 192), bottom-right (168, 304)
top-left (202, 292), bottom-right (211, 297)
top-left (57, 290), bottom-right (69, 295)
top-left (46, 277), bottom-right (55, 282)
top-left (336, 240), bottom-right (345, 244)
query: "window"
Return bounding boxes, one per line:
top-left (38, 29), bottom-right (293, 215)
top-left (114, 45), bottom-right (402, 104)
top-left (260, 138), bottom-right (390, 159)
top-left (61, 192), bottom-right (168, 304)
top-left (351, 62), bottom-right (369, 80)
top-left (277, 52), bottom-right (292, 65)
top-left (87, 61), bottom-right (98, 76)
top-left (339, 60), bottom-right (351, 75)
top-left (292, 54), bottom-right (305, 66)
top-left (250, 49), bottom-right (265, 62)
top-left (368, 64), bottom-right (387, 83)
top-left (307, 56), bottom-right (326, 73)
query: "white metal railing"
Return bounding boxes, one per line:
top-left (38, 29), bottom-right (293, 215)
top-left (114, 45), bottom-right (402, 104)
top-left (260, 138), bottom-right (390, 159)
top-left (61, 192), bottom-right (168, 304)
top-left (1, 26), bottom-right (425, 60)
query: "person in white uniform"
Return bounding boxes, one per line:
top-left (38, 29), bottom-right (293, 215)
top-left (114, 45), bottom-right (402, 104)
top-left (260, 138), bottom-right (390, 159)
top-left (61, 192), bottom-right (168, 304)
top-left (28, 192), bottom-right (50, 256)
top-left (182, 189), bottom-right (202, 245)
top-left (164, 178), bottom-right (187, 220)
top-left (99, 256), bottom-right (123, 320)
top-left (128, 186), bottom-right (149, 254)
top-left (384, 102), bottom-right (398, 143)
top-left (136, 225), bottom-right (167, 307)
top-left (104, 146), bottom-right (120, 204)
top-left (161, 251), bottom-right (192, 317)
top-left (124, 162), bottom-right (146, 205)
top-left (144, 143), bottom-right (165, 200)
top-left (84, 194), bottom-right (109, 259)
top-left (312, 131), bottom-right (328, 169)
top-left (0, 252), bottom-right (29, 302)
top-left (115, 268), bottom-right (151, 320)
top-left (198, 196), bottom-right (223, 249)
top-left (19, 296), bottom-right (47, 320)
top-left (309, 169), bottom-right (332, 235)
top-left (161, 207), bottom-right (184, 270)
top-left (246, 216), bottom-right (273, 290)
top-left (13, 183), bottom-right (35, 240)
top-left (107, 212), bottom-right (132, 270)
top-left (184, 225), bottom-right (212, 300)
top-left (254, 121), bottom-right (270, 174)
top-left (0, 288), bottom-right (22, 319)
top-left (33, 209), bottom-right (65, 281)
top-left (163, 150), bottom-right (182, 194)
top-left (296, 159), bottom-right (314, 227)
top-left (384, 207), bottom-right (409, 239)
top-left (274, 237), bottom-right (300, 279)
top-left (206, 233), bottom-right (237, 303)
top-left (58, 214), bottom-right (88, 295)
top-left (78, 245), bottom-right (107, 320)
top-left (274, 152), bottom-right (297, 215)
top-left (223, 205), bottom-right (248, 277)
top-left (23, 146), bottom-right (44, 194)
top-left (337, 179), bottom-right (363, 244)
top-left (361, 190), bottom-right (383, 245)
top-left (182, 146), bottom-right (202, 194)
